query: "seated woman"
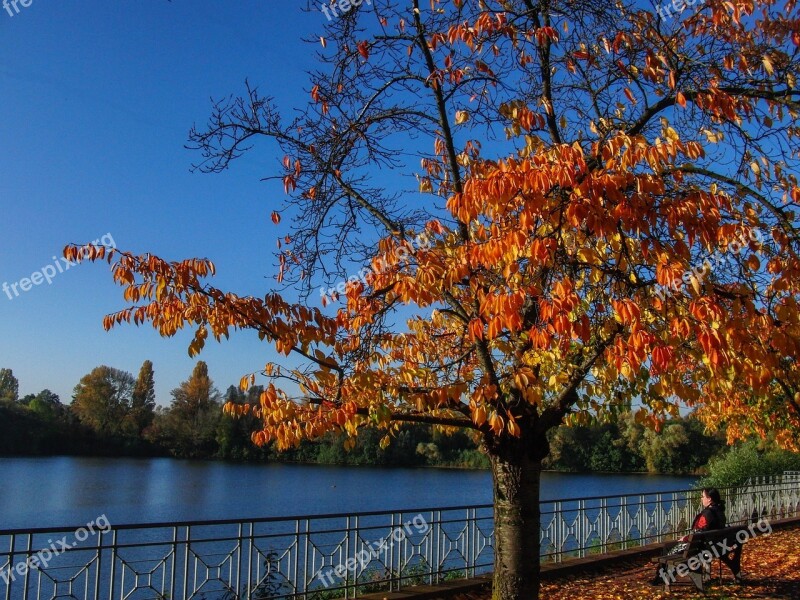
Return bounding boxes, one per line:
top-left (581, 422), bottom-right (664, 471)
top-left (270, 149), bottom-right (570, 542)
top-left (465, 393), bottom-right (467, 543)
top-left (651, 487), bottom-right (729, 585)
top-left (692, 487), bottom-right (727, 531)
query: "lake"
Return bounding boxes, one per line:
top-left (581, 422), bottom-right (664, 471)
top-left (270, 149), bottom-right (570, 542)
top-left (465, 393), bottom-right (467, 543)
top-left (0, 457), bottom-right (696, 530)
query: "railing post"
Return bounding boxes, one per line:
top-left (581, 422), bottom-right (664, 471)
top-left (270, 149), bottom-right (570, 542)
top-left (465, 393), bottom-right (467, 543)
top-left (433, 510), bottom-right (441, 585)
top-left (170, 526), bottom-right (178, 600)
top-left (579, 499), bottom-right (585, 558)
top-left (293, 519), bottom-right (301, 599)
top-left (245, 522), bottom-right (253, 600)
top-left (93, 527), bottom-right (103, 600)
top-left (108, 529), bottom-right (117, 600)
top-left (235, 522), bottom-right (242, 600)
top-left (656, 492), bottom-right (663, 542)
top-left (619, 495), bottom-right (629, 550)
top-left (635, 494), bottom-right (644, 547)
top-left (3, 533), bottom-right (14, 600)
top-left (20, 534), bottom-right (30, 600)
top-left (599, 497), bottom-right (607, 553)
top-left (181, 525), bottom-right (190, 600)
top-left (344, 516), bottom-right (351, 600)
top-left (302, 518), bottom-right (310, 600)
top-left (466, 507), bottom-right (473, 579)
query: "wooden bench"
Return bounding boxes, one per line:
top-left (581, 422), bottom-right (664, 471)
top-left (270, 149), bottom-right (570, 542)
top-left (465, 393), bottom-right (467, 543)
top-left (651, 525), bottom-right (748, 592)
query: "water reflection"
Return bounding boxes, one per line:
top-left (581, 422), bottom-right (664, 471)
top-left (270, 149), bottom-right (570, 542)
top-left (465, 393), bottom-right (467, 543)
top-left (0, 457), bottom-right (695, 529)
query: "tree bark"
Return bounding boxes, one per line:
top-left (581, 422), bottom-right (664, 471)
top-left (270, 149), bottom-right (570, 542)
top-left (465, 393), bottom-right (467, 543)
top-left (489, 434), bottom-right (545, 600)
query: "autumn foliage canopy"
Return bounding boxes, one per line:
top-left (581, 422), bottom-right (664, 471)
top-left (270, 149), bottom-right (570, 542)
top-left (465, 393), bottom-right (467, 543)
top-left (68, 0), bottom-right (800, 456)
top-left (67, 1), bottom-right (800, 596)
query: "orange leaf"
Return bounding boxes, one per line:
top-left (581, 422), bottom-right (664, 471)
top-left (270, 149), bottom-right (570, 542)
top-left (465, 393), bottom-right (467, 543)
top-left (624, 88), bottom-right (636, 104)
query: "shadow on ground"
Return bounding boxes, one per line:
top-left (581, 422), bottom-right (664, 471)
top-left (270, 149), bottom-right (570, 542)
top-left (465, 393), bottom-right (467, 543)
top-left (450, 525), bottom-right (800, 600)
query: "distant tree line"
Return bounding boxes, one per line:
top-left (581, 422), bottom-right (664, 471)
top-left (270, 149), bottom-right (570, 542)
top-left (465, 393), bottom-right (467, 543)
top-left (0, 364), bottom-right (160, 456)
top-left (697, 439), bottom-right (800, 489)
top-left (544, 412), bottom-right (727, 474)
top-left (0, 365), bottom-right (731, 473)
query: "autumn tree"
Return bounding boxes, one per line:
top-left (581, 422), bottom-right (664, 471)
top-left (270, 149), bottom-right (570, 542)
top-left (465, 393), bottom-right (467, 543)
top-left (0, 368), bottom-right (19, 403)
top-left (171, 361), bottom-right (219, 417)
top-left (216, 384), bottom-right (269, 459)
top-left (149, 361), bottom-right (222, 457)
top-left (129, 360), bottom-right (156, 435)
top-left (68, 0), bottom-right (800, 598)
top-left (71, 366), bottom-right (136, 436)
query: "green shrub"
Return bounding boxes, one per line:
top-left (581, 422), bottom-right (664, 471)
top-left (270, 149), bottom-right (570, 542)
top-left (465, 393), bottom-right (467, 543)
top-left (697, 440), bottom-right (800, 489)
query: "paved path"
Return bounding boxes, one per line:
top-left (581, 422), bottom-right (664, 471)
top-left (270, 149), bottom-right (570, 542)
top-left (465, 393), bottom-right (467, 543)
top-left (449, 524), bottom-right (800, 600)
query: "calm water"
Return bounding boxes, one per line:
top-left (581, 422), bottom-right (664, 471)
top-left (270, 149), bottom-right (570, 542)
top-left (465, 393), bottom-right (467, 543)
top-left (0, 457), bottom-right (696, 530)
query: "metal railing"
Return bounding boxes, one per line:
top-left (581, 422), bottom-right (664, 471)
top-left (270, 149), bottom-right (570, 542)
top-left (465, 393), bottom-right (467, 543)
top-left (541, 473), bottom-right (800, 562)
top-left (1, 506), bottom-right (494, 600)
top-left (2, 473), bottom-right (798, 599)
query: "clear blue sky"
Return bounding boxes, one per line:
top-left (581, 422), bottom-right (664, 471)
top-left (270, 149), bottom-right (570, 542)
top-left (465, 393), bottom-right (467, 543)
top-left (0, 1), bottom-right (329, 405)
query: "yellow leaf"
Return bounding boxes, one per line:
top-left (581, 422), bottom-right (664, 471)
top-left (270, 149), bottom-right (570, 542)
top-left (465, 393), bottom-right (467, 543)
top-left (455, 110), bottom-right (470, 125)
top-left (472, 405), bottom-right (487, 426)
top-left (689, 273), bottom-right (701, 295)
top-left (762, 55), bottom-right (775, 76)
top-left (665, 126), bottom-right (679, 142)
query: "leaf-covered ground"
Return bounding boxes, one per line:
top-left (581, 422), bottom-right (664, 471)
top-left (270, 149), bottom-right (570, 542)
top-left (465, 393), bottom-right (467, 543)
top-left (454, 525), bottom-right (800, 600)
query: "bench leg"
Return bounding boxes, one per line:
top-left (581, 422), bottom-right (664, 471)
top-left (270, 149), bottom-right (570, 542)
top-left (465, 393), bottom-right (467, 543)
top-left (719, 547), bottom-right (743, 582)
top-left (688, 570), bottom-right (705, 592)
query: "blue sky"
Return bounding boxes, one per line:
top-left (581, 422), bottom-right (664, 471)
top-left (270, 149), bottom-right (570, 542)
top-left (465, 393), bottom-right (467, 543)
top-left (0, 1), bottom-right (331, 405)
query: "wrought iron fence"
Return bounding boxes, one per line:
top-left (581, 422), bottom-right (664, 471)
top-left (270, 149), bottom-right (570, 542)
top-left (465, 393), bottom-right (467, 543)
top-left (1, 506), bottom-right (494, 600)
top-left (540, 473), bottom-right (800, 562)
top-left (2, 473), bottom-right (798, 599)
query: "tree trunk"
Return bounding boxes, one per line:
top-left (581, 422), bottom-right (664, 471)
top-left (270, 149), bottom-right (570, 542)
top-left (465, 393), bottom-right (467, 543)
top-left (489, 437), bottom-right (544, 600)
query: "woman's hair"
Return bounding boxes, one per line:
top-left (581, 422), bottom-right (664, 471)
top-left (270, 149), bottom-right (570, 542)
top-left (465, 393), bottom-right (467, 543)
top-left (703, 487), bottom-right (726, 512)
